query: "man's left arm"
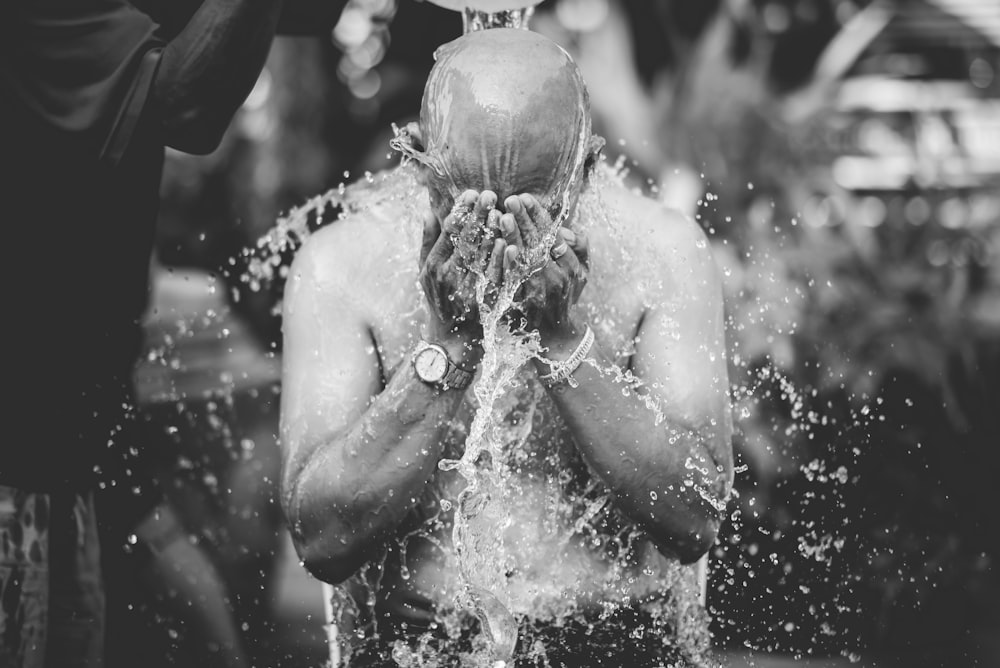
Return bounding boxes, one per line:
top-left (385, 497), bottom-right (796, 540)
top-left (547, 219), bottom-right (732, 563)
top-left (498, 195), bottom-right (733, 564)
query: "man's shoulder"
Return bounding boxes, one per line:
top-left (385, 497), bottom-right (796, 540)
top-left (595, 184), bottom-right (713, 266)
top-left (290, 203), bottom-right (415, 288)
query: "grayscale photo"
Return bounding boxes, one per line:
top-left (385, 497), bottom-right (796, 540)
top-left (2, 1), bottom-right (997, 667)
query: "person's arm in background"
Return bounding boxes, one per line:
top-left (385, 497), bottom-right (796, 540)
top-left (133, 504), bottom-right (250, 668)
top-left (147, 0), bottom-right (348, 155)
top-left (131, 0), bottom-right (348, 38)
top-left (97, 474), bottom-right (251, 668)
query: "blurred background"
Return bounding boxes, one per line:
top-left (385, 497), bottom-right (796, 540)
top-left (130, 0), bottom-right (999, 666)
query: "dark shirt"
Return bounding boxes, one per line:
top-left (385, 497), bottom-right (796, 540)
top-left (1, 0), bottom-right (165, 493)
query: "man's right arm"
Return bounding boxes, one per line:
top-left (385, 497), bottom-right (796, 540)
top-left (279, 224), bottom-right (467, 585)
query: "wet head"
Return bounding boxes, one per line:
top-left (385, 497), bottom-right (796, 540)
top-left (395, 28), bottom-right (603, 244)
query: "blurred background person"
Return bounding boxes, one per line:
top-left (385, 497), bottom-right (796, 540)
top-left (0, 1), bottom-right (346, 666)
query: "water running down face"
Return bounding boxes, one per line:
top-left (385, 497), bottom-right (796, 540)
top-left (395, 28), bottom-right (603, 242)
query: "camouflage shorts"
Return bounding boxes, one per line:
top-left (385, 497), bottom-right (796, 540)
top-left (0, 486), bottom-right (104, 668)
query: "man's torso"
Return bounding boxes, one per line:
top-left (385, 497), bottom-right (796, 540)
top-left (313, 173), bottom-right (697, 619)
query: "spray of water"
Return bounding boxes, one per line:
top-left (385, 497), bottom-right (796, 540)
top-left (243, 154), bottom-right (723, 666)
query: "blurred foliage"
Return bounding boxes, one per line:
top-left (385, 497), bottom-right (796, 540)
top-left (705, 123), bottom-right (1000, 660)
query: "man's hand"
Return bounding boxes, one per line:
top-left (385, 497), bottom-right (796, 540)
top-left (419, 191), bottom-right (501, 362)
top-left (491, 194), bottom-right (590, 350)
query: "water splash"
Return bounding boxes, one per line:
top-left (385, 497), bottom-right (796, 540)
top-left (246, 158), bottom-right (730, 667)
top-left (242, 164), bottom-right (425, 294)
top-left (462, 7), bottom-right (535, 32)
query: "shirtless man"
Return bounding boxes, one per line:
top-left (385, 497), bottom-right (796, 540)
top-left (280, 28), bottom-right (733, 666)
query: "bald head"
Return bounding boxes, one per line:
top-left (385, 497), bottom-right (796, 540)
top-left (414, 29), bottom-right (597, 217)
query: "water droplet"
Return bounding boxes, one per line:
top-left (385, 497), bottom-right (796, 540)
top-left (438, 458), bottom-right (460, 472)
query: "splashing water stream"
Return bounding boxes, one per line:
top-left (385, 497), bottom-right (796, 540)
top-left (239, 25), bottom-right (873, 663)
top-left (139, 5), bottom-right (976, 665)
top-left (244, 157), bottom-right (723, 666)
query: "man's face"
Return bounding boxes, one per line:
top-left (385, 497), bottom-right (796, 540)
top-left (388, 27), bottom-right (601, 271)
top-left (422, 163), bottom-right (585, 275)
top-left (424, 168), bottom-right (576, 228)
top-left (413, 28), bottom-right (594, 219)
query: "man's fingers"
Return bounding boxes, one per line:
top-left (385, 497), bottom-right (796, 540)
top-left (519, 194), bottom-right (548, 226)
top-left (425, 213), bottom-right (457, 267)
top-left (507, 194), bottom-right (539, 245)
top-left (550, 230), bottom-right (587, 302)
top-left (486, 207), bottom-right (501, 233)
top-left (551, 237), bottom-right (581, 276)
top-left (474, 190), bottom-right (497, 223)
top-left (499, 212), bottom-right (524, 251)
top-left (419, 208), bottom-right (441, 267)
top-left (441, 210), bottom-right (463, 237)
top-left (476, 210), bottom-right (499, 266)
top-left (560, 227), bottom-right (589, 270)
top-left (458, 189), bottom-right (478, 209)
top-left (502, 245), bottom-right (520, 277)
top-left (487, 238), bottom-right (506, 286)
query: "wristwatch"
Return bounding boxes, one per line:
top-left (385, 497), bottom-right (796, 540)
top-left (412, 340), bottom-right (474, 390)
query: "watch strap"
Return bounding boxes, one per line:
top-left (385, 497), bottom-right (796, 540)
top-left (442, 361), bottom-right (474, 390)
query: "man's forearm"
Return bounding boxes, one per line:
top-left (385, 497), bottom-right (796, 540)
top-left (288, 360), bottom-right (467, 582)
top-left (538, 340), bottom-right (730, 563)
top-left (154, 0), bottom-right (285, 153)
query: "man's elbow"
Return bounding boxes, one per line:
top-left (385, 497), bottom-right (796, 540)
top-left (294, 532), bottom-right (368, 585)
top-left (282, 482), bottom-right (368, 584)
top-left (651, 514), bottom-right (720, 565)
top-left (677, 522), bottom-right (719, 565)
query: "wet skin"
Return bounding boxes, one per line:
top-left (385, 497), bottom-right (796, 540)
top-left (279, 180), bottom-right (734, 627)
top-left (279, 25), bottom-right (732, 636)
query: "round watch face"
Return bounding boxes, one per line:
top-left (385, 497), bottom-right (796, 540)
top-left (415, 346), bottom-right (449, 383)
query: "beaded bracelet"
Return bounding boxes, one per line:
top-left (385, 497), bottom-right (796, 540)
top-left (539, 325), bottom-right (594, 389)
